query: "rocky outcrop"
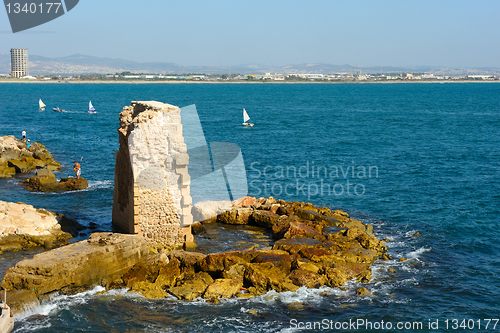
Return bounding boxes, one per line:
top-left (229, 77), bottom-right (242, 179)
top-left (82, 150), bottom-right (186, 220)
top-left (1, 233), bottom-right (155, 312)
top-left (2, 197), bottom-right (389, 309)
top-left (23, 169), bottom-right (88, 192)
top-left (0, 201), bottom-right (73, 252)
top-left (0, 136), bottom-right (61, 178)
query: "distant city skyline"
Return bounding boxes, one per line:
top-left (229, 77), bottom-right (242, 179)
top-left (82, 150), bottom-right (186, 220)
top-left (1, 0), bottom-right (499, 68)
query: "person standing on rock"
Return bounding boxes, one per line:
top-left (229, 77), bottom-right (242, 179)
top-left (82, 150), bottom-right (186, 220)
top-left (22, 130), bottom-right (26, 141)
top-left (73, 161), bottom-right (81, 179)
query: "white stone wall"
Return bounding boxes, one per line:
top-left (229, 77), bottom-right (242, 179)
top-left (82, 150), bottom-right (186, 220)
top-left (113, 101), bottom-right (193, 245)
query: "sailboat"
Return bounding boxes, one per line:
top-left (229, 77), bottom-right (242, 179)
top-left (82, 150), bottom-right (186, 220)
top-left (88, 101), bottom-right (96, 114)
top-left (242, 108), bottom-right (254, 127)
top-left (38, 98), bottom-right (46, 111)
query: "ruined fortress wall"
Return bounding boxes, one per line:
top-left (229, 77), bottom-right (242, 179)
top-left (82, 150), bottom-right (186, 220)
top-left (112, 101), bottom-right (193, 245)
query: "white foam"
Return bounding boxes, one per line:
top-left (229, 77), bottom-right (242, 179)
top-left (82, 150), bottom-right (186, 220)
top-left (248, 286), bottom-right (347, 306)
top-left (16, 286), bottom-right (106, 320)
top-left (405, 230), bottom-right (419, 237)
top-left (88, 180), bottom-right (113, 189)
top-left (407, 246), bottom-right (431, 259)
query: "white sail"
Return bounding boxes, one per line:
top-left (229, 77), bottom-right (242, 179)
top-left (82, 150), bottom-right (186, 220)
top-left (89, 101), bottom-right (95, 112)
top-left (39, 98), bottom-right (46, 108)
top-left (243, 108), bottom-right (250, 123)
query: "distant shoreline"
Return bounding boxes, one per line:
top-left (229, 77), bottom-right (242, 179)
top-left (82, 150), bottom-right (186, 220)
top-left (0, 79), bottom-right (498, 84)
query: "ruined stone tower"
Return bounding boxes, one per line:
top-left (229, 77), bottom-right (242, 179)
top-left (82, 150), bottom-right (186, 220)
top-left (112, 101), bottom-right (193, 245)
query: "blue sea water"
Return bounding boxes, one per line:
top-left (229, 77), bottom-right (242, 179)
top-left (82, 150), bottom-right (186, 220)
top-left (0, 82), bottom-right (499, 332)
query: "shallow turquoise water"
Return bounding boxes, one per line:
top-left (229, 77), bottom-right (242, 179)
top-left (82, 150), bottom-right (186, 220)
top-left (0, 82), bottom-right (499, 332)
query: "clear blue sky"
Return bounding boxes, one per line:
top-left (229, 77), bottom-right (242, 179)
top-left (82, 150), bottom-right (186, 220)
top-left (1, 0), bottom-right (499, 67)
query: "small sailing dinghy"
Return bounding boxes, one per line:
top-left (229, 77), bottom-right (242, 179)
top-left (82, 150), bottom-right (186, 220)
top-left (38, 98), bottom-right (46, 111)
top-left (243, 108), bottom-right (254, 127)
top-left (88, 101), bottom-right (96, 114)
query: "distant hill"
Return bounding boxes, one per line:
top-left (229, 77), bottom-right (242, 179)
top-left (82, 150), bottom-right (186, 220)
top-left (0, 53), bottom-right (498, 75)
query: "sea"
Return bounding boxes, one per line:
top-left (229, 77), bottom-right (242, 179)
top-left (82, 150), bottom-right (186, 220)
top-left (0, 82), bottom-right (499, 332)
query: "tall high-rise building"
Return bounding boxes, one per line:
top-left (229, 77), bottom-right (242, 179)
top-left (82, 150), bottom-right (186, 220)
top-left (10, 48), bottom-right (29, 78)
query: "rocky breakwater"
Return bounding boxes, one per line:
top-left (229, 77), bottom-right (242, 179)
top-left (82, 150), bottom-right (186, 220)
top-left (0, 136), bottom-right (61, 178)
top-left (23, 169), bottom-right (88, 192)
top-left (1, 233), bottom-right (155, 313)
top-left (1, 197), bottom-right (390, 311)
top-left (120, 197), bottom-right (388, 301)
top-left (0, 201), bottom-right (73, 252)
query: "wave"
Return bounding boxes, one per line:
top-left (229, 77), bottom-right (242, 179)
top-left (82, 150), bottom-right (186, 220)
top-left (407, 246), bottom-right (432, 259)
top-left (15, 286), bottom-right (106, 321)
top-left (88, 180), bottom-right (113, 189)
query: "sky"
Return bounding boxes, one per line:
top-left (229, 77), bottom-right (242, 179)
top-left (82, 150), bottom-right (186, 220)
top-left (1, 0), bottom-right (499, 67)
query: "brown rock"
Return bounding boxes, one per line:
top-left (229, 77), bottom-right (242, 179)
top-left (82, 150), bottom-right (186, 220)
top-left (287, 302), bottom-right (304, 311)
top-left (250, 211), bottom-right (280, 228)
top-left (356, 268), bottom-right (372, 283)
top-left (23, 169), bottom-right (88, 192)
top-left (356, 287), bottom-right (371, 296)
top-left (288, 269), bottom-right (326, 288)
top-left (233, 196), bottom-right (255, 207)
top-left (203, 278), bottom-right (243, 299)
top-left (0, 136), bottom-right (61, 178)
top-left (251, 250), bottom-right (297, 275)
top-left (191, 222), bottom-right (206, 235)
top-left (129, 281), bottom-right (168, 299)
top-left (122, 254), bottom-right (163, 288)
top-left (272, 237), bottom-right (321, 255)
top-left (0, 163), bottom-right (16, 178)
top-left (217, 208), bottom-right (253, 225)
top-left (1, 233), bottom-right (153, 304)
top-left (155, 258), bottom-right (181, 289)
top-left (334, 210), bottom-right (350, 218)
top-left (276, 206), bottom-right (293, 216)
top-left (292, 259), bottom-right (320, 274)
top-left (244, 262), bottom-right (298, 293)
top-left (168, 271), bottom-right (214, 301)
top-left (329, 261), bottom-right (372, 282)
top-left (222, 263), bottom-right (247, 282)
top-left (284, 221), bottom-right (326, 241)
top-left (264, 197), bottom-right (277, 205)
top-left (322, 267), bottom-right (348, 287)
top-left (269, 204), bottom-right (280, 214)
top-left (380, 253), bottom-right (392, 260)
top-left (272, 215), bottom-right (292, 239)
top-left (299, 247), bottom-right (334, 262)
top-left (8, 157), bottom-right (37, 173)
top-left (169, 250), bottom-right (207, 270)
top-left (197, 251), bottom-right (253, 275)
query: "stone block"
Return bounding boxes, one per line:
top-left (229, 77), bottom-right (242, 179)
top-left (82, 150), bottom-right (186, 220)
top-left (183, 226), bottom-right (194, 242)
top-left (181, 186), bottom-right (190, 197)
top-left (176, 165), bottom-right (189, 176)
top-left (180, 173), bottom-right (191, 187)
top-left (182, 214), bottom-right (193, 226)
top-left (172, 143), bottom-right (187, 153)
top-left (182, 196), bottom-right (192, 206)
top-left (182, 206), bottom-right (192, 216)
top-left (175, 153), bottom-right (189, 167)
